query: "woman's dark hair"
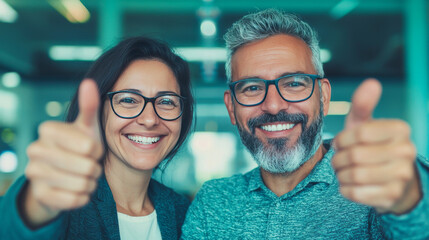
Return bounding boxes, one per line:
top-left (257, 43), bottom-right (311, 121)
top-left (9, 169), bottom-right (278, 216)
top-left (66, 36), bottom-right (194, 168)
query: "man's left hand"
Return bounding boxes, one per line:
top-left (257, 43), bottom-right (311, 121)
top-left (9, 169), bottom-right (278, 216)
top-left (332, 78), bottom-right (421, 215)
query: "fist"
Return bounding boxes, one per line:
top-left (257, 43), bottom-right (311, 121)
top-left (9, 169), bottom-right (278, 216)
top-left (23, 79), bottom-right (104, 225)
top-left (332, 79), bottom-right (421, 214)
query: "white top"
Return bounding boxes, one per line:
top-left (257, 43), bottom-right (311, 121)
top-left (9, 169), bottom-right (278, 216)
top-left (117, 210), bottom-right (162, 240)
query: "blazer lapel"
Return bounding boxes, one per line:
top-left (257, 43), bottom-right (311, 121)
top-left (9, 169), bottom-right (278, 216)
top-left (94, 174), bottom-right (121, 240)
top-left (149, 180), bottom-right (177, 239)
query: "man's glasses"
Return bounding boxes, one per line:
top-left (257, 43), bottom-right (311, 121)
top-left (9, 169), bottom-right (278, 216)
top-left (228, 74), bottom-right (321, 106)
top-left (107, 90), bottom-right (185, 121)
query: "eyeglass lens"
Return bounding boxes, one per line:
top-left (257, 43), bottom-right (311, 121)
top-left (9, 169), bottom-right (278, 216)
top-left (111, 92), bottom-right (182, 120)
top-left (233, 75), bottom-right (314, 105)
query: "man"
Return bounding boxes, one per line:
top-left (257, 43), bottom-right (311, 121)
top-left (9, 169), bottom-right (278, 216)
top-left (182, 9), bottom-right (429, 239)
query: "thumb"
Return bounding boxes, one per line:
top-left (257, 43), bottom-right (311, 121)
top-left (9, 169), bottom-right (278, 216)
top-left (74, 79), bottom-right (100, 138)
top-left (345, 78), bottom-right (382, 130)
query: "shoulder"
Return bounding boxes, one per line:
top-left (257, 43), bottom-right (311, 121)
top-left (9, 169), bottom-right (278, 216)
top-left (194, 170), bottom-right (253, 203)
top-left (149, 179), bottom-right (190, 209)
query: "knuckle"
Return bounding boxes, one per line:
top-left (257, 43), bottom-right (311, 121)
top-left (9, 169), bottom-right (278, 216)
top-left (381, 199), bottom-right (395, 209)
top-left (351, 169), bottom-right (363, 184)
top-left (88, 180), bottom-right (97, 193)
top-left (348, 188), bottom-right (359, 202)
top-left (396, 120), bottom-right (411, 136)
top-left (69, 194), bottom-right (84, 208)
top-left (72, 195), bottom-right (90, 208)
top-left (25, 162), bottom-right (41, 179)
top-left (393, 142), bottom-right (416, 160)
top-left (92, 164), bottom-right (102, 178)
top-left (355, 126), bottom-right (369, 143)
top-left (404, 143), bottom-right (417, 160)
top-left (81, 180), bottom-right (91, 193)
top-left (76, 178), bottom-right (91, 192)
top-left (331, 155), bottom-right (340, 169)
top-left (348, 148), bottom-right (360, 165)
top-left (32, 184), bottom-right (49, 201)
top-left (38, 121), bottom-right (56, 136)
top-left (24, 163), bottom-right (36, 178)
top-left (398, 165), bottom-right (413, 181)
top-left (84, 162), bottom-right (97, 177)
top-left (95, 144), bottom-right (104, 159)
top-left (26, 143), bottom-right (37, 158)
top-left (81, 138), bottom-right (97, 156)
top-left (341, 186), bottom-right (357, 202)
top-left (85, 161), bottom-right (102, 179)
top-left (389, 185), bottom-right (403, 201)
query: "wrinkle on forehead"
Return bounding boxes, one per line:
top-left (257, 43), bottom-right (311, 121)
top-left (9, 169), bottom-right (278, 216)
top-left (231, 34), bottom-right (315, 81)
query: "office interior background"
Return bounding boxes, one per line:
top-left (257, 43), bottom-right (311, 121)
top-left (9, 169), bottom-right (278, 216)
top-left (0, 0), bottom-right (428, 197)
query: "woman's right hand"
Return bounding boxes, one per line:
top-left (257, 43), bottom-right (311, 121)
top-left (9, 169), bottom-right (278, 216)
top-left (23, 79), bottom-right (104, 227)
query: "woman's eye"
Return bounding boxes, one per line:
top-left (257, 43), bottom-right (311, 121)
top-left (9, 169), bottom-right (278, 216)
top-left (159, 98), bottom-right (175, 106)
top-left (119, 97), bottom-right (137, 104)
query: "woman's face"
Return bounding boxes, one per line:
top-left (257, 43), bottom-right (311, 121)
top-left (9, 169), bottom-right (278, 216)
top-left (103, 59), bottom-right (182, 171)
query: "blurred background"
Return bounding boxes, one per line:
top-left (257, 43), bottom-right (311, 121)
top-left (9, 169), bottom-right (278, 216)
top-left (0, 0), bottom-right (428, 197)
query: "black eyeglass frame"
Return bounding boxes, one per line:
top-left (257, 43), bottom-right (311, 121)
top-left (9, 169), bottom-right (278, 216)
top-left (228, 73), bottom-right (322, 107)
top-left (107, 90), bottom-right (185, 121)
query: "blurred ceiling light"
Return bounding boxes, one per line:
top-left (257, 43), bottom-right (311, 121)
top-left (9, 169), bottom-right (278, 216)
top-left (320, 48), bottom-right (332, 63)
top-left (175, 47), bottom-right (226, 62)
top-left (0, 150), bottom-right (18, 173)
top-left (1, 128), bottom-right (15, 144)
top-left (49, 45), bottom-right (102, 61)
top-left (0, 90), bottom-right (17, 125)
top-left (1, 72), bottom-right (20, 88)
top-left (45, 101), bottom-right (63, 117)
top-left (48, 0), bottom-right (90, 23)
top-left (330, 0), bottom-right (360, 20)
top-left (0, 0), bottom-right (18, 23)
top-left (0, 90), bottom-right (17, 111)
top-left (328, 101), bottom-right (351, 115)
top-left (200, 19), bottom-right (217, 37)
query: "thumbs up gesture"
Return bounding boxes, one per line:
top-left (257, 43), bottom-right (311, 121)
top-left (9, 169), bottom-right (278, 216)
top-left (23, 79), bottom-right (104, 226)
top-left (332, 79), bottom-right (421, 215)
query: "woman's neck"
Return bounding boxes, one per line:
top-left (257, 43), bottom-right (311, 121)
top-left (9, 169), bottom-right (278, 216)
top-left (104, 158), bottom-right (154, 216)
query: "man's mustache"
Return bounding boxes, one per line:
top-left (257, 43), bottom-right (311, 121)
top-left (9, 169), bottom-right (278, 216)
top-left (247, 111), bottom-right (308, 134)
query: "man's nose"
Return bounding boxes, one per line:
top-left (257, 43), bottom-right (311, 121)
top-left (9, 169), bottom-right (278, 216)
top-left (260, 84), bottom-right (290, 115)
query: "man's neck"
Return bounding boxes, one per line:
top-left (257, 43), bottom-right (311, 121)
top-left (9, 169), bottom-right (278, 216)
top-left (260, 144), bottom-right (327, 197)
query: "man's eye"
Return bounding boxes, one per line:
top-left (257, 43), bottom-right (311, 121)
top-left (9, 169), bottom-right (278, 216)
top-left (287, 82), bottom-right (305, 87)
top-left (243, 85), bottom-right (262, 92)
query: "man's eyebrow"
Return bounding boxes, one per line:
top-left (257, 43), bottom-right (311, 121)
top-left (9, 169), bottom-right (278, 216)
top-left (237, 71), bottom-right (306, 81)
top-left (116, 89), bottom-right (179, 95)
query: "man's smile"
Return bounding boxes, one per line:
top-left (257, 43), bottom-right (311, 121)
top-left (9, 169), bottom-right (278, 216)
top-left (260, 123), bottom-right (295, 132)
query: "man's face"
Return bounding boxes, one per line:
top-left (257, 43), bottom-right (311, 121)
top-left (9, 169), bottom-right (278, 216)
top-left (224, 34), bottom-right (331, 174)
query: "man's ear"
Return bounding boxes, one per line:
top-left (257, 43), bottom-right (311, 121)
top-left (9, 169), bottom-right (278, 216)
top-left (320, 78), bottom-right (331, 116)
top-left (224, 90), bottom-right (237, 125)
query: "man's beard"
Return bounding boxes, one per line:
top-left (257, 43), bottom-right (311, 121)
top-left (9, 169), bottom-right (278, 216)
top-left (237, 102), bottom-right (324, 174)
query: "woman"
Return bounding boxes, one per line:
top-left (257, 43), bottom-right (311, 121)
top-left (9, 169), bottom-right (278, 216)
top-left (0, 36), bottom-right (194, 239)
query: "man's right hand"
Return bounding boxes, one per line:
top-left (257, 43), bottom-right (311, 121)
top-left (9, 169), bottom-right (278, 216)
top-left (23, 79), bottom-right (104, 227)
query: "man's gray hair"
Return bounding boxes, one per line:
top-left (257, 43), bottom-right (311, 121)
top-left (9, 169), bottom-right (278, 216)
top-left (224, 9), bottom-right (324, 82)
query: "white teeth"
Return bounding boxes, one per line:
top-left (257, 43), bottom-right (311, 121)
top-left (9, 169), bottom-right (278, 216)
top-left (127, 135), bottom-right (160, 145)
top-left (261, 123), bottom-right (295, 132)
